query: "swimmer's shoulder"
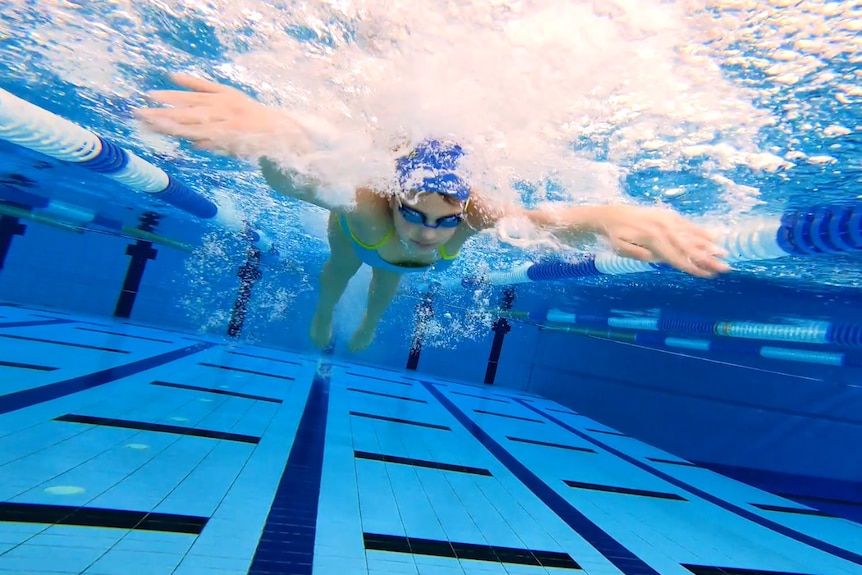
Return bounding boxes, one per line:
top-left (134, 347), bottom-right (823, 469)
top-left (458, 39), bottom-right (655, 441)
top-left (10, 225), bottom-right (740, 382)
top-left (341, 187), bottom-right (394, 244)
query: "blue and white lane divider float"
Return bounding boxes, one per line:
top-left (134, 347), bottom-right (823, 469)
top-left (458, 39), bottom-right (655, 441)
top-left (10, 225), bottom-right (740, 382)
top-left (534, 309), bottom-right (862, 349)
top-left (0, 184), bottom-right (126, 232)
top-left (541, 323), bottom-right (862, 367)
top-left (0, 87), bottom-right (274, 252)
top-left (462, 206), bottom-right (862, 287)
top-left (6, 85), bottom-right (860, 279)
top-left (0, 185), bottom-right (194, 251)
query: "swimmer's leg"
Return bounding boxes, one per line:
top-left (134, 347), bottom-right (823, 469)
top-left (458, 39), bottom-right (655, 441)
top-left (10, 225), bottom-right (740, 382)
top-left (310, 213), bottom-right (362, 348)
top-left (349, 267), bottom-right (402, 352)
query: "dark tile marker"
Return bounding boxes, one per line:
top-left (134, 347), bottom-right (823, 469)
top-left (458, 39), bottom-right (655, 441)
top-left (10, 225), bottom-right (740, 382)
top-left (0, 502), bottom-right (207, 534)
top-left (485, 287), bottom-right (515, 385)
top-left (364, 533), bottom-right (580, 569)
top-left (228, 233), bottom-right (262, 338)
top-left (114, 212), bottom-right (160, 319)
top-left (0, 214), bottom-right (26, 273)
top-left (407, 284), bottom-right (439, 371)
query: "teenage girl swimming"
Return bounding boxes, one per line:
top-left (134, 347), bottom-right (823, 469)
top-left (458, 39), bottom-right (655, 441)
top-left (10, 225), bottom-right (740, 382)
top-left (138, 74), bottom-right (730, 351)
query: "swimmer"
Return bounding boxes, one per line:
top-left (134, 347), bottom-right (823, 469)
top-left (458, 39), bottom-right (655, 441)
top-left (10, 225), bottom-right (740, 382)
top-left (137, 74), bottom-right (730, 351)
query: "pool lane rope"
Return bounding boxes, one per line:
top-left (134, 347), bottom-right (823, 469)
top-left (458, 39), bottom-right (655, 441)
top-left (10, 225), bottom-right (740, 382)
top-left (541, 323), bottom-right (862, 368)
top-left (5, 86), bottom-right (859, 283)
top-left (0, 87), bottom-right (273, 252)
top-left (458, 207), bottom-right (862, 287)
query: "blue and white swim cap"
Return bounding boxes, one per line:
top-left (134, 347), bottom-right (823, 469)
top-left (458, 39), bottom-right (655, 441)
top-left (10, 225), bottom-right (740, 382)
top-left (395, 139), bottom-right (471, 202)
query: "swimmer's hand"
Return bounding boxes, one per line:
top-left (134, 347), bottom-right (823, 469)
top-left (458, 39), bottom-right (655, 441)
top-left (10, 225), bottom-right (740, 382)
top-left (593, 205), bottom-right (731, 278)
top-left (135, 73), bottom-right (317, 158)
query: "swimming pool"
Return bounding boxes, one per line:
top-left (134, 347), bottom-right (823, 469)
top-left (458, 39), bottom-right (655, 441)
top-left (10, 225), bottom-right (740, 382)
top-left (0, 1), bottom-right (860, 574)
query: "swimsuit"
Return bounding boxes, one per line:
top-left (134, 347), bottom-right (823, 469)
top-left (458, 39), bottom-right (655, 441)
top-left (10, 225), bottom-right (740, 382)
top-left (338, 214), bottom-right (458, 273)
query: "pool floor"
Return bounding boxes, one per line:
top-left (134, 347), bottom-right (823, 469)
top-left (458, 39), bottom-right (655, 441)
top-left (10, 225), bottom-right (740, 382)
top-left (0, 302), bottom-right (859, 575)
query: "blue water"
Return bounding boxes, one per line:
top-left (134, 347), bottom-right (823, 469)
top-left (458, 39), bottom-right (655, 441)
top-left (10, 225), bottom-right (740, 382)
top-left (1, 3), bottom-right (862, 575)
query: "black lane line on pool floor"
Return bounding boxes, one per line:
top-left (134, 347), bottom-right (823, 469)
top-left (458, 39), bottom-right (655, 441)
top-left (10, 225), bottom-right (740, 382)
top-left (518, 399), bottom-right (862, 569)
top-left (563, 480), bottom-right (687, 501)
top-left (473, 409), bottom-right (544, 424)
top-left (354, 450), bottom-right (491, 476)
top-left (349, 411), bottom-right (451, 431)
top-left (506, 436), bottom-right (596, 454)
top-left (55, 414), bottom-right (260, 444)
top-left (0, 318), bottom-right (76, 329)
top-left (346, 387), bottom-right (427, 403)
top-left (345, 372), bottom-right (413, 386)
top-left (247, 361), bottom-right (331, 575)
top-left (198, 362), bottom-right (295, 382)
top-left (226, 350), bottom-right (302, 366)
top-left (682, 565), bottom-right (813, 575)
top-left (451, 391), bottom-right (510, 404)
top-left (422, 381), bottom-right (661, 575)
top-left (0, 502), bottom-right (207, 535)
top-left (0, 333), bottom-right (130, 353)
top-left (750, 503), bottom-right (835, 518)
top-left (0, 359), bottom-right (58, 371)
top-left (364, 532), bottom-right (580, 569)
top-left (74, 326), bottom-right (174, 344)
top-left (150, 380), bottom-right (283, 404)
top-left (0, 342), bottom-right (216, 416)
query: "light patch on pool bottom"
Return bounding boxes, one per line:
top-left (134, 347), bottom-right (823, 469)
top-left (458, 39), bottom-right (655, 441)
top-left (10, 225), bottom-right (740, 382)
top-left (125, 443), bottom-right (149, 450)
top-left (44, 486), bottom-right (85, 496)
top-left (198, 398), bottom-right (214, 402)
top-left (170, 417), bottom-right (188, 422)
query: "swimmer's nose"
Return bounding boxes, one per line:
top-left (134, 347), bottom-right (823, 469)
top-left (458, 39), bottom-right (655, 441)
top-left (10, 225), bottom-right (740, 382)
top-left (418, 227), bottom-right (438, 241)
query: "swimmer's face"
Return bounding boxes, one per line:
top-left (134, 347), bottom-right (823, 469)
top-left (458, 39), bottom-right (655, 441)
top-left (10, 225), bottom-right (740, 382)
top-left (391, 192), bottom-right (466, 252)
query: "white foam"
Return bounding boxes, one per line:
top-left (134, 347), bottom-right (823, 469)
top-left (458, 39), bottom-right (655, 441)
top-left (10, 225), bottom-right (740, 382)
top-left (3, 0), bottom-right (859, 288)
top-left (6, 1), bottom-right (854, 206)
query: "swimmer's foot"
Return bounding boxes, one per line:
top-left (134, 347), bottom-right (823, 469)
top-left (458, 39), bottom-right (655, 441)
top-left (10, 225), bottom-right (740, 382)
top-left (348, 317), bottom-right (378, 352)
top-left (310, 307), bottom-right (334, 349)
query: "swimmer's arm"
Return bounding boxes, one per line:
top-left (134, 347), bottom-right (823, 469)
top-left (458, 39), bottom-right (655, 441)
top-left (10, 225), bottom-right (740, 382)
top-left (258, 158), bottom-right (338, 211)
top-left (463, 194), bottom-right (729, 278)
top-left (449, 197), bottom-right (601, 252)
top-left (464, 196), bottom-right (602, 241)
top-left (259, 161), bottom-right (392, 231)
top-left (521, 204), bottom-right (605, 243)
top-left (259, 158), bottom-right (380, 214)
top-left (138, 73), bottom-right (343, 211)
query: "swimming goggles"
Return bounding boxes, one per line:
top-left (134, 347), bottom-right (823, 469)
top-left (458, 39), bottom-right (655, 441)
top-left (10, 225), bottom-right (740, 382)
top-left (397, 200), bottom-right (466, 229)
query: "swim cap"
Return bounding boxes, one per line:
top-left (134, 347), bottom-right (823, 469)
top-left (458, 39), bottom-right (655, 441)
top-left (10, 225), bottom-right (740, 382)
top-left (395, 139), bottom-right (471, 202)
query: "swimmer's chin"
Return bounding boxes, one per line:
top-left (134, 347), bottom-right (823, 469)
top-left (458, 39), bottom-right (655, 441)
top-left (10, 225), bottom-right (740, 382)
top-left (408, 239), bottom-right (438, 251)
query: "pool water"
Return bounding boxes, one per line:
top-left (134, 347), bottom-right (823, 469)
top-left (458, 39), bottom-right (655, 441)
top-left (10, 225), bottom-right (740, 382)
top-left (1, 1), bottom-right (862, 574)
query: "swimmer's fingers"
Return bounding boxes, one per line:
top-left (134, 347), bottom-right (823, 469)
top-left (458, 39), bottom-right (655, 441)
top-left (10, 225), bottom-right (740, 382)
top-left (658, 235), bottom-right (730, 278)
top-left (686, 237), bottom-right (732, 275)
top-left (136, 114), bottom-right (231, 143)
top-left (651, 209), bottom-right (723, 254)
top-left (651, 233), bottom-right (722, 278)
top-left (614, 236), bottom-right (725, 279)
top-left (649, 215), bottom-right (728, 276)
top-left (135, 106), bottom-right (227, 127)
top-left (652, 237), bottom-right (716, 278)
top-left (603, 206), bottom-right (730, 278)
top-left (168, 73), bottom-right (235, 94)
top-left (655, 211), bottom-right (720, 252)
top-left (146, 90), bottom-right (222, 108)
top-left (664, 225), bottom-right (731, 275)
top-left (615, 237), bottom-right (704, 277)
top-left (191, 139), bottom-right (222, 152)
top-left (612, 241), bottom-right (653, 263)
top-left (683, 222), bottom-right (728, 259)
